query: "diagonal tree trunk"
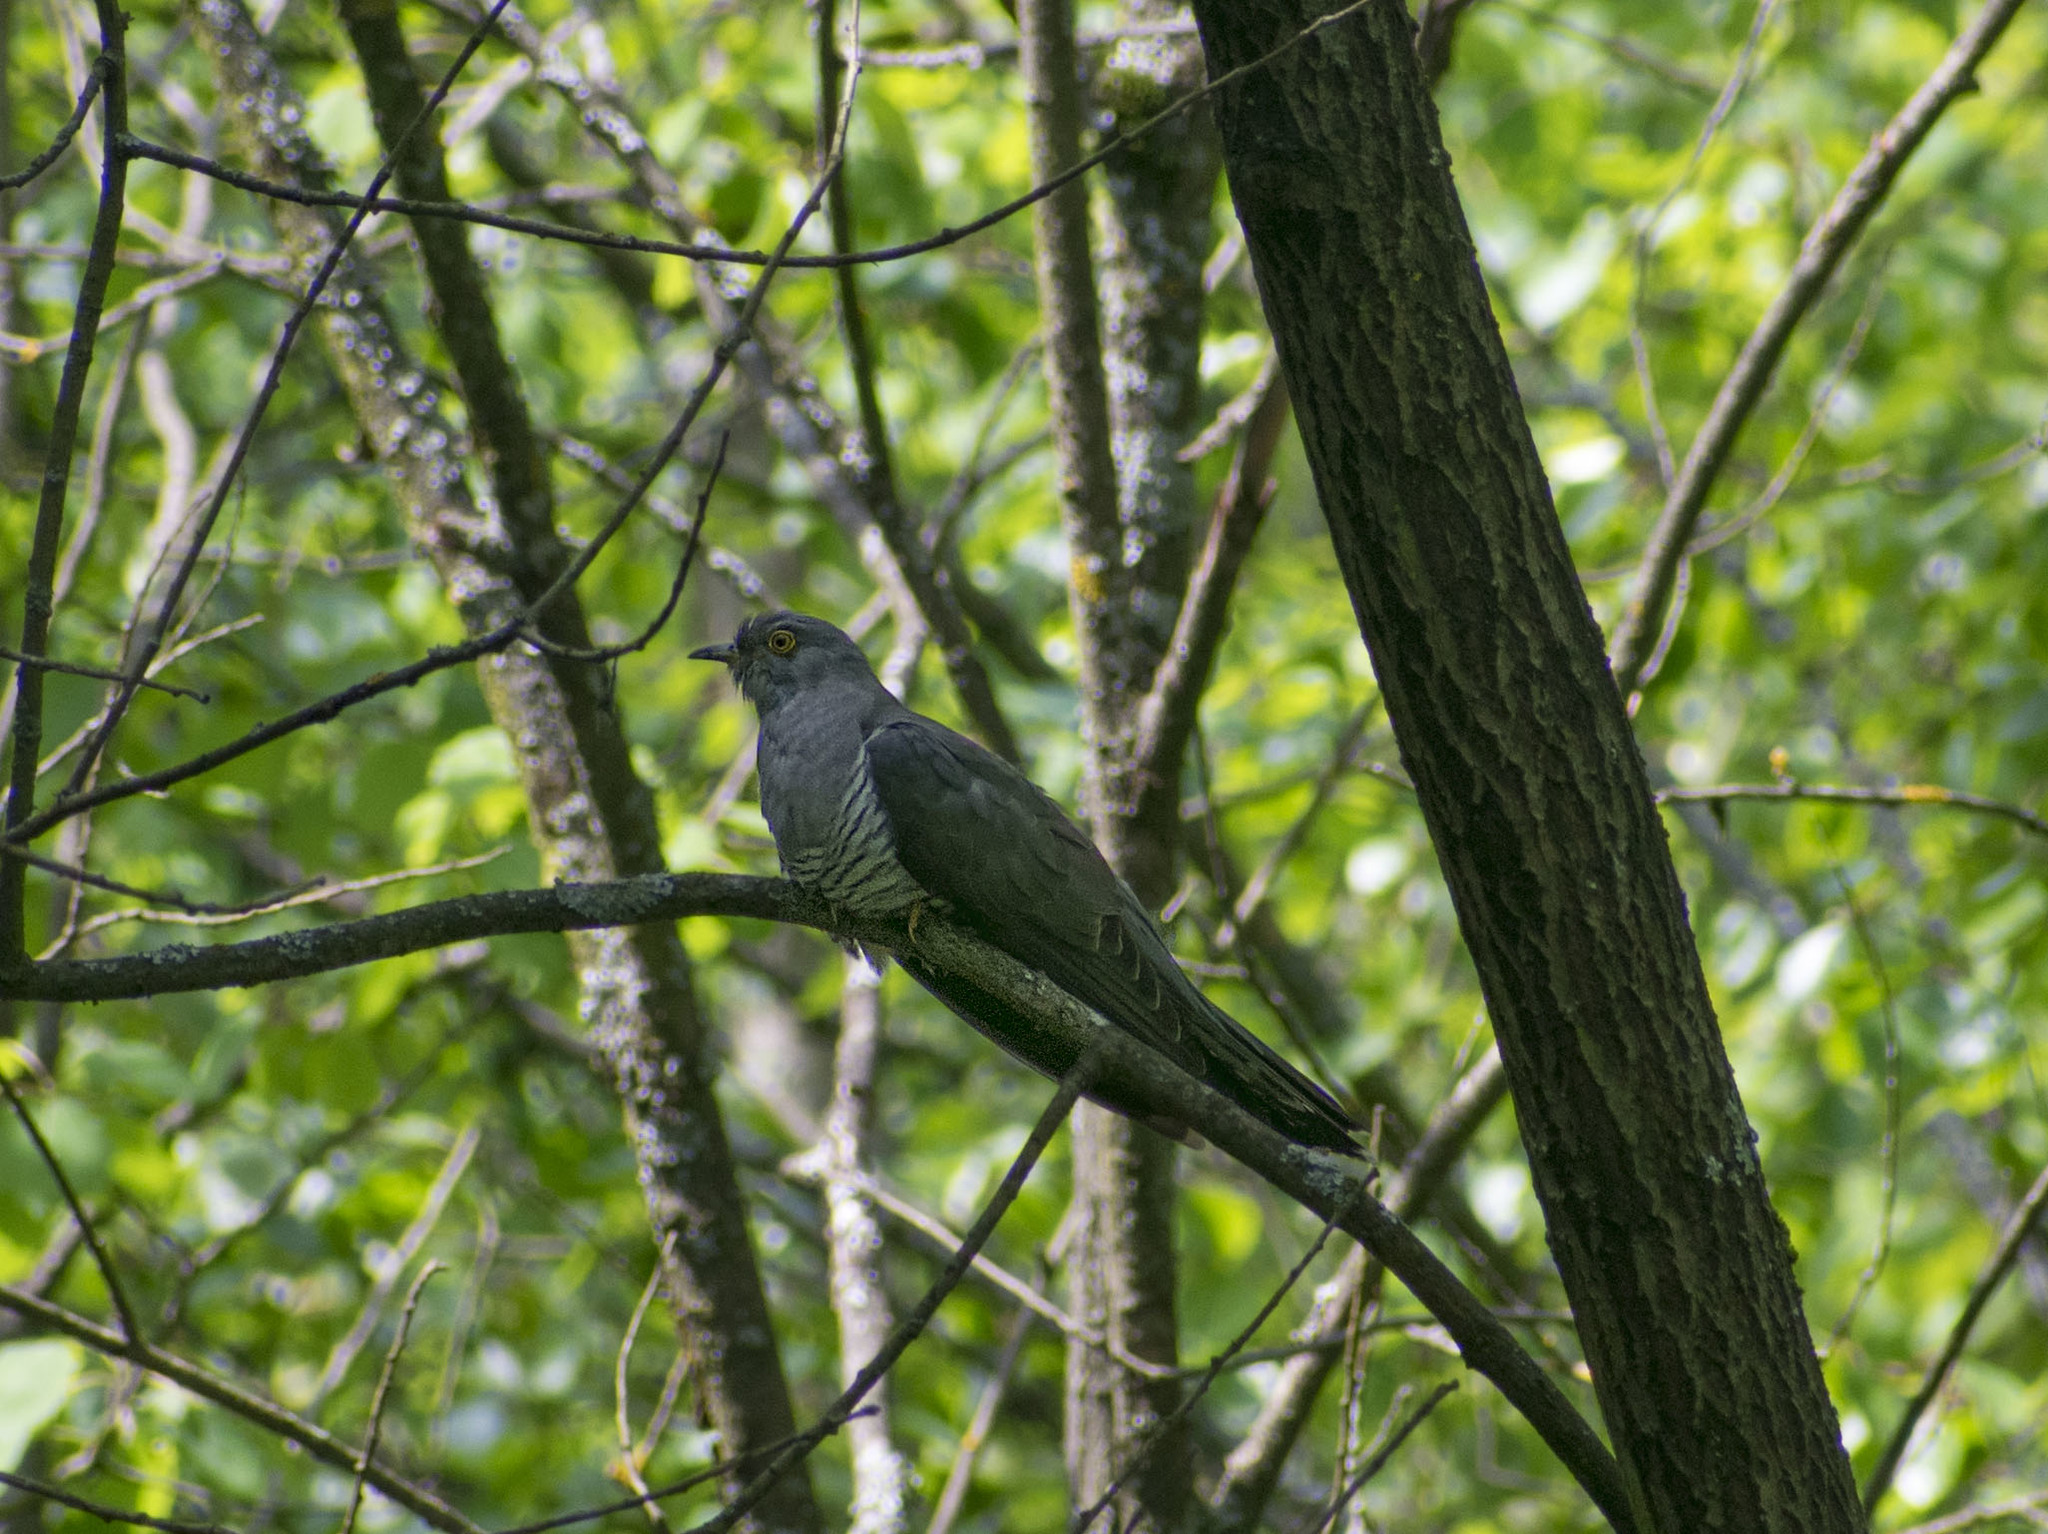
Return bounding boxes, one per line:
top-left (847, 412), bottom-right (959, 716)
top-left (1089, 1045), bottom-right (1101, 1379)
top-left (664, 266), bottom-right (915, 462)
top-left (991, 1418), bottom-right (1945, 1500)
top-left (196, 6), bottom-right (819, 1528)
top-left (1186, 1), bottom-right (1861, 1528)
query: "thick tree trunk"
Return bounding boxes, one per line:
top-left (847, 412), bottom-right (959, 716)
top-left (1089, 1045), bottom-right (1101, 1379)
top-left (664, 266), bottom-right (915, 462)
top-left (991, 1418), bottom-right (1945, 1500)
top-left (1186, 2), bottom-right (1862, 1529)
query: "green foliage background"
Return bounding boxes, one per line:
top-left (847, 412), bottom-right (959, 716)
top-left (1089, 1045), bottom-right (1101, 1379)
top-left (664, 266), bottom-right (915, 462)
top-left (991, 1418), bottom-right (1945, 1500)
top-left (2, 0), bottom-right (2045, 1528)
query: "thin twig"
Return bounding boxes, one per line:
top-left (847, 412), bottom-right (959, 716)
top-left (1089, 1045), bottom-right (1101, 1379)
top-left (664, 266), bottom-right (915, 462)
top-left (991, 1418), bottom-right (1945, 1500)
top-left (432, 1201), bottom-right (500, 1453)
top-left (864, 18), bottom-right (1196, 67)
top-left (922, 1304), bottom-right (1032, 1534)
top-left (171, 1052), bottom-right (452, 1318)
top-left (1215, 701), bottom-right (1379, 948)
top-left (50, 0), bottom-right (524, 816)
top-left (0, 1285), bottom-right (484, 1534)
top-left (488, 1412), bottom-right (880, 1534)
top-left (0, 63), bottom-right (106, 191)
top-left (1299, 1379), bottom-right (1458, 1534)
top-left (9, 624), bottom-right (525, 844)
top-left (3, 844), bottom-right (317, 915)
top-left (518, 432), bottom-right (727, 665)
top-left (31, 616), bottom-right (264, 784)
top-left (340, 1262), bottom-right (447, 1534)
top-left (115, 0), bottom-right (1378, 276)
top-left (0, 11), bottom-right (129, 964)
top-left (510, 145), bottom-right (843, 635)
top-left (1128, 372), bottom-right (1294, 822)
top-left (1493, 0), bottom-right (1717, 94)
top-left (781, 1156), bottom-right (1174, 1378)
top-left (1894, 1492), bottom-right (2048, 1534)
top-left (1821, 861), bottom-right (1900, 1358)
top-left (0, 1468), bottom-right (234, 1534)
top-left (1654, 780), bottom-right (2048, 840)
top-left (687, 1055), bottom-right (1095, 1534)
top-left (1624, 0), bottom-right (1780, 489)
top-left (1610, 0), bottom-right (2032, 693)
top-left (1208, 1052), bottom-right (1509, 1528)
top-left (0, 1070), bottom-right (141, 1341)
top-left (55, 848), bottom-right (504, 945)
top-left (314, 1126), bottom-right (479, 1404)
top-left (0, 643), bottom-right (208, 701)
top-left (0, 256), bottom-right (234, 361)
top-left (1863, 1158), bottom-right (2048, 1513)
top-left (614, 1233), bottom-right (679, 1530)
top-left (1072, 1186), bottom-right (1365, 1534)
top-left (1682, 260), bottom-right (1889, 561)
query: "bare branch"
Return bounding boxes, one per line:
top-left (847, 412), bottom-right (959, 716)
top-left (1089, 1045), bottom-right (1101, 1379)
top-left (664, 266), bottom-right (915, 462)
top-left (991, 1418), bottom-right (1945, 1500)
top-left (1, 1069), bottom-right (141, 1341)
top-left (48, 0), bottom-right (522, 819)
top-left (1304, 1379), bottom-right (1459, 1534)
top-left (1208, 1052), bottom-right (1509, 1528)
top-left (110, 0), bottom-right (1375, 278)
top-left (58, 848), bottom-right (504, 943)
top-left (1864, 1157), bottom-right (2048, 1514)
top-left (489, 1413), bottom-right (879, 1534)
top-left (0, 59), bottom-right (104, 191)
top-left (1820, 864), bottom-right (1901, 1359)
top-left (613, 1234), bottom-right (678, 1531)
top-left (923, 1306), bottom-right (1032, 1534)
top-left (0, 1468), bottom-right (234, 1534)
top-left (692, 1055), bottom-right (1094, 1534)
top-left (0, 255), bottom-right (237, 360)
top-left (1622, 0), bottom-right (1781, 496)
top-left (313, 1127), bottom-right (478, 1405)
top-left (1492, 1), bottom-right (1717, 95)
top-left (1655, 780), bottom-right (2048, 840)
top-left (1073, 1187), bottom-right (1359, 1534)
top-left (1127, 372), bottom-right (1293, 832)
top-left (0, 644), bottom-right (207, 702)
top-left (1609, 0), bottom-right (2032, 694)
top-left (4, 844), bottom-right (303, 915)
top-left (0, 1285), bottom-right (485, 1534)
top-left (1, 9), bottom-right (129, 961)
top-left (3, 874), bottom-right (1630, 1526)
top-left (340, 1262), bottom-right (447, 1534)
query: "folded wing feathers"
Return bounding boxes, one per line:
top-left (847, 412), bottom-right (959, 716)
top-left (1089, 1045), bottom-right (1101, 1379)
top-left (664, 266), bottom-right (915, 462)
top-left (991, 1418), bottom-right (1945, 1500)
top-left (864, 713), bottom-right (1357, 1150)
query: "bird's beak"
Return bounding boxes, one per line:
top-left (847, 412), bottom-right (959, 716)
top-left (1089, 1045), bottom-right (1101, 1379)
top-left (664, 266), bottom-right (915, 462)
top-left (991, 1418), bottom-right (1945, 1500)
top-left (689, 642), bottom-right (738, 665)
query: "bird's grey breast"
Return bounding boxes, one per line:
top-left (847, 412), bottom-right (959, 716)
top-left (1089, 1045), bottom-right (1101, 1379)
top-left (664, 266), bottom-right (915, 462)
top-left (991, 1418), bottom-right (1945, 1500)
top-left (756, 701), bottom-right (927, 915)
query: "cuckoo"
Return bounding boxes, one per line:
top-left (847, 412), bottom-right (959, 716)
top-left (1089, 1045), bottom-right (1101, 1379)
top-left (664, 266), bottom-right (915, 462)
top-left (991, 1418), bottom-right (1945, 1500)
top-left (693, 610), bottom-right (1361, 1154)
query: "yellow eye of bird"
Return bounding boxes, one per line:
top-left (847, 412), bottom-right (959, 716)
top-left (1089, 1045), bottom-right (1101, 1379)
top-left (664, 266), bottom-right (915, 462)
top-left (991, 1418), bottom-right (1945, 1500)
top-left (768, 629), bottom-right (797, 655)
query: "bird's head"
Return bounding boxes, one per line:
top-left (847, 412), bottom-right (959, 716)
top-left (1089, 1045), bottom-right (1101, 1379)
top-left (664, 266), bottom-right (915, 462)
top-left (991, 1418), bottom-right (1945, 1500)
top-left (690, 610), bottom-right (880, 713)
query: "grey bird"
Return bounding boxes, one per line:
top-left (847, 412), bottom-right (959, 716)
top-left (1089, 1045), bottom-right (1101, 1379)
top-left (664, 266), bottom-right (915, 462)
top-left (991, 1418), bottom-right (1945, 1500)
top-left (692, 610), bottom-right (1361, 1154)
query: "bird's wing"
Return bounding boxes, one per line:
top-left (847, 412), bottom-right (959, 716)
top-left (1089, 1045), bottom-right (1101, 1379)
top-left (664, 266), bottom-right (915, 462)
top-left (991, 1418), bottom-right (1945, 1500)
top-left (866, 714), bottom-right (1361, 1153)
top-left (863, 715), bottom-right (1200, 1069)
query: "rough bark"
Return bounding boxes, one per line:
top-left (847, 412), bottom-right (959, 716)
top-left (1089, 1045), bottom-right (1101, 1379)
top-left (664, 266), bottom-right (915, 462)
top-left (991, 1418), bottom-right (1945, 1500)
top-left (1186, 2), bottom-right (1862, 1529)
top-left (1021, 0), bottom-right (1231, 1520)
top-left (199, 5), bottom-right (819, 1527)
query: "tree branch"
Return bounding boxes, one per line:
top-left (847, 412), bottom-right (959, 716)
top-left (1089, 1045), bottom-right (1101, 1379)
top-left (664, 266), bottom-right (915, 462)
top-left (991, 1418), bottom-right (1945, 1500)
top-left (1, 27), bottom-right (126, 960)
top-left (1655, 780), bottom-right (2048, 840)
top-left (0, 1284), bottom-right (485, 1534)
top-left (0, 60), bottom-right (104, 192)
top-left (1608, 0), bottom-right (2031, 695)
top-left (1863, 1157), bottom-right (2048, 1515)
top-left (0, 871), bottom-right (1631, 1526)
